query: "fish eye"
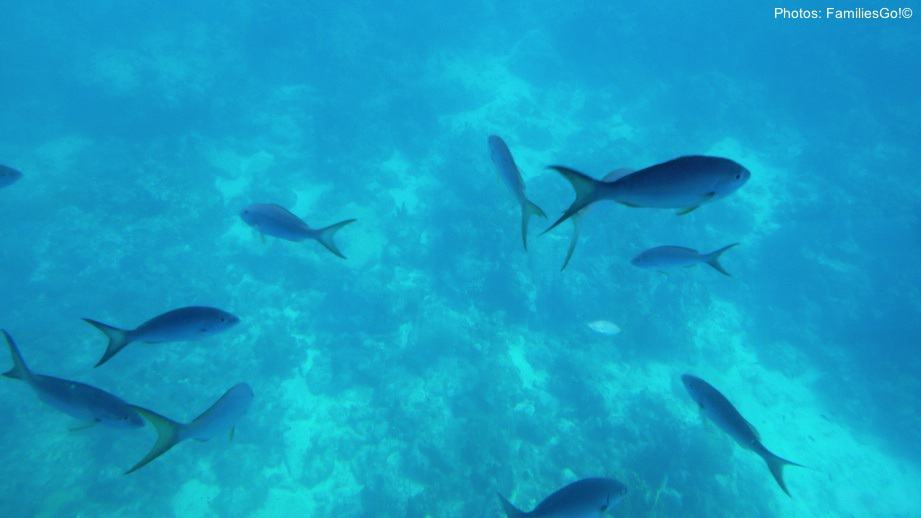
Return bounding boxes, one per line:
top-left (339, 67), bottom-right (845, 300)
top-left (735, 173), bottom-right (741, 179)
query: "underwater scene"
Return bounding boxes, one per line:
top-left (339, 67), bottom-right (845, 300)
top-left (1, 2), bottom-right (919, 517)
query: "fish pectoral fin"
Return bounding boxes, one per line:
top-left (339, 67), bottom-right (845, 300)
top-left (259, 232), bottom-right (266, 244)
top-left (229, 426), bottom-right (235, 442)
top-left (69, 420), bottom-right (99, 432)
top-left (744, 419), bottom-right (762, 442)
top-left (676, 193), bottom-right (716, 216)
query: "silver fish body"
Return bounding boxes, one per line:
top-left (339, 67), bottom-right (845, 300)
top-left (240, 203), bottom-right (356, 258)
top-left (682, 374), bottom-right (802, 496)
top-left (499, 477), bottom-right (627, 517)
top-left (2, 330), bottom-right (142, 429)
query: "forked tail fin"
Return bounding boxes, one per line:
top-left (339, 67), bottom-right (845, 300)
top-left (543, 166), bottom-right (604, 235)
top-left (126, 406), bottom-right (184, 474)
top-left (2, 330), bottom-right (33, 382)
top-left (83, 318), bottom-right (131, 367)
top-left (520, 198), bottom-right (546, 251)
top-left (704, 243), bottom-right (739, 276)
top-left (560, 213), bottom-right (582, 271)
top-left (314, 219), bottom-right (357, 259)
top-left (497, 492), bottom-right (527, 517)
top-left (759, 446), bottom-right (803, 497)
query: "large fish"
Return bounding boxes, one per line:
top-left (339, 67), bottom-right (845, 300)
top-left (0, 164), bottom-right (22, 188)
top-left (83, 306), bottom-right (240, 367)
top-left (240, 203), bottom-right (356, 259)
top-left (487, 135), bottom-right (546, 250)
top-left (1, 330), bottom-right (142, 429)
top-left (682, 374), bottom-right (802, 496)
top-left (561, 168), bottom-right (632, 270)
top-left (544, 156), bottom-right (750, 234)
top-left (631, 243), bottom-right (739, 276)
top-left (126, 382), bottom-right (253, 473)
top-left (498, 477), bottom-right (628, 517)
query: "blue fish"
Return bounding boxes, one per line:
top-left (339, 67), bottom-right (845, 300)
top-left (544, 156), bottom-right (750, 233)
top-left (488, 135), bottom-right (546, 250)
top-left (499, 477), bottom-right (628, 517)
top-left (631, 243), bottom-right (739, 276)
top-left (126, 382), bottom-right (254, 473)
top-left (240, 203), bottom-right (356, 258)
top-left (682, 374), bottom-right (803, 496)
top-left (83, 306), bottom-right (240, 367)
top-left (2, 330), bottom-right (142, 429)
top-left (0, 164), bottom-right (22, 188)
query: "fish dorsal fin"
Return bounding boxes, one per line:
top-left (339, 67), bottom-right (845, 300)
top-left (744, 418), bottom-right (762, 442)
top-left (601, 168), bottom-right (634, 182)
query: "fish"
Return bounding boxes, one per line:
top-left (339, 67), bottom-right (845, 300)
top-left (0, 164), bottom-right (22, 188)
top-left (1, 330), bottom-right (143, 429)
top-left (631, 243), bottom-right (739, 276)
top-left (83, 306), bottom-right (240, 367)
top-left (682, 374), bottom-right (802, 496)
top-left (587, 320), bottom-right (621, 336)
top-left (561, 168), bottom-right (633, 270)
top-left (544, 156), bottom-right (750, 234)
top-left (126, 382), bottom-right (254, 473)
top-left (240, 203), bottom-right (356, 258)
top-left (498, 477), bottom-right (628, 517)
top-left (487, 135), bottom-right (546, 250)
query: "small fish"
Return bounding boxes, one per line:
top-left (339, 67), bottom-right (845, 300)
top-left (587, 320), bottom-right (621, 336)
top-left (488, 135), bottom-right (546, 250)
top-left (126, 382), bottom-right (254, 473)
top-left (682, 374), bottom-right (803, 496)
top-left (561, 168), bottom-right (632, 270)
top-left (498, 477), bottom-right (628, 517)
top-left (631, 243), bottom-right (739, 276)
top-left (0, 165), bottom-right (22, 188)
top-left (83, 306), bottom-right (240, 367)
top-left (1, 330), bottom-right (143, 429)
top-left (240, 203), bottom-right (356, 258)
top-left (544, 156), bottom-right (750, 234)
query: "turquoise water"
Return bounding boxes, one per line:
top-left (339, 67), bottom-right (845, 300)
top-left (1, 2), bottom-right (920, 517)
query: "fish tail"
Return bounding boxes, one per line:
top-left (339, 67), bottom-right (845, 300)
top-left (542, 165), bottom-right (603, 235)
top-left (760, 446), bottom-right (803, 497)
top-left (125, 405), bottom-right (184, 474)
top-left (315, 218), bottom-right (357, 259)
top-left (704, 243), bottom-right (739, 276)
top-left (1, 330), bottom-right (33, 382)
top-left (83, 318), bottom-right (131, 367)
top-left (520, 197), bottom-right (546, 251)
top-left (497, 492), bottom-right (527, 518)
top-left (560, 213), bottom-right (582, 271)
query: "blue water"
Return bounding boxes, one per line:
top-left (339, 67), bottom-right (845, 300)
top-left (1, 2), bottom-right (919, 516)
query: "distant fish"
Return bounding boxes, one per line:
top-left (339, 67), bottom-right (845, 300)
top-left (631, 243), bottom-right (739, 276)
top-left (126, 382), bottom-right (254, 473)
top-left (2, 330), bottom-right (143, 429)
top-left (83, 306), bottom-right (240, 367)
top-left (544, 156), bottom-right (750, 234)
top-left (240, 203), bottom-right (356, 258)
top-left (0, 165), bottom-right (22, 188)
top-left (587, 320), bottom-right (621, 336)
top-left (498, 477), bottom-right (628, 517)
top-left (682, 374), bottom-right (803, 496)
top-left (488, 135), bottom-right (546, 250)
top-left (561, 168), bottom-right (633, 270)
